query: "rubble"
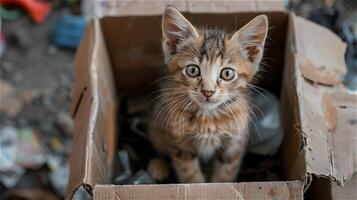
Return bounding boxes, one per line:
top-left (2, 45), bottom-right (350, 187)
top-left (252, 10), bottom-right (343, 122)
top-left (2, 188), bottom-right (59, 200)
top-left (0, 7), bottom-right (74, 199)
top-left (0, 80), bottom-right (22, 117)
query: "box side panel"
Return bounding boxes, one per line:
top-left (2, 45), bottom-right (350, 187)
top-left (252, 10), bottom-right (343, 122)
top-left (66, 21), bottom-right (96, 199)
top-left (293, 16), bottom-right (356, 184)
top-left (66, 20), bottom-right (117, 199)
top-left (93, 181), bottom-right (303, 200)
top-left (280, 13), bottom-right (307, 181)
top-left (101, 12), bottom-right (288, 96)
top-left (94, 19), bottom-right (117, 178)
top-left (294, 17), bottom-right (346, 86)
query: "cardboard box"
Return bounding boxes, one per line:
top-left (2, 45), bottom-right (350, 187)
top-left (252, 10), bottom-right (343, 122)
top-left (67, 1), bottom-right (356, 199)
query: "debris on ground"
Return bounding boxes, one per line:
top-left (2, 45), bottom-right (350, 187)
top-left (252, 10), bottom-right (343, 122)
top-left (0, 5), bottom-right (74, 199)
top-left (0, 0), bottom-right (52, 24)
top-left (2, 188), bottom-right (59, 200)
top-left (52, 13), bottom-right (86, 48)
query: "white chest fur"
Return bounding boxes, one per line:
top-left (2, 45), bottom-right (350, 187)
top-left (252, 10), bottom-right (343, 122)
top-left (194, 133), bottom-right (223, 160)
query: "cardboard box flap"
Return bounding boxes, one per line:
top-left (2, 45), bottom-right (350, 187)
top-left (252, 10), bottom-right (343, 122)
top-left (93, 181), bottom-right (304, 200)
top-left (66, 19), bottom-right (117, 200)
top-left (83, 0), bottom-right (285, 18)
top-left (292, 15), bottom-right (356, 185)
top-left (294, 16), bottom-right (347, 86)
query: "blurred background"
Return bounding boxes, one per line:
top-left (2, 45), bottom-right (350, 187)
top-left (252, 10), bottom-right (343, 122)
top-left (0, 0), bottom-right (356, 199)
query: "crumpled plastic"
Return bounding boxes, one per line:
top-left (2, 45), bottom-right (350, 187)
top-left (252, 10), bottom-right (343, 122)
top-left (114, 149), bottom-right (155, 185)
top-left (0, 126), bottom-right (46, 188)
top-left (127, 170), bottom-right (155, 185)
top-left (247, 91), bottom-right (283, 156)
top-left (114, 150), bottom-right (132, 184)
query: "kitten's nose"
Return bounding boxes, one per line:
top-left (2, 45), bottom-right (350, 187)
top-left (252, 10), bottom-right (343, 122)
top-left (201, 90), bottom-right (216, 98)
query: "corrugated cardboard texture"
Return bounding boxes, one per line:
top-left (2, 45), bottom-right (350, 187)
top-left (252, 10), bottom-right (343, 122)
top-left (293, 16), bottom-right (356, 185)
top-left (93, 181), bottom-right (304, 200)
top-left (83, 0), bottom-right (284, 18)
top-left (66, 20), bottom-right (117, 199)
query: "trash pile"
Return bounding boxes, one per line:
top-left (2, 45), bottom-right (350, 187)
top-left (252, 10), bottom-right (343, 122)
top-left (0, 0), bottom-right (83, 199)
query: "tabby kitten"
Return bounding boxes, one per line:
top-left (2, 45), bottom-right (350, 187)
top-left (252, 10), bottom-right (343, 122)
top-left (148, 6), bottom-right (268, 183)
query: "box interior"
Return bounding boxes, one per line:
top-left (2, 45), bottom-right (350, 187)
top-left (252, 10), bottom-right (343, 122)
top-left (101, 12), bottom-right (288, 97)
top-left (99, 12), bottom-right (294, 183)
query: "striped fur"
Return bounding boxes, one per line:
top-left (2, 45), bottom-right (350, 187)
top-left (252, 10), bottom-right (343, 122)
top-left (148, 6), bottom-right (268, 183)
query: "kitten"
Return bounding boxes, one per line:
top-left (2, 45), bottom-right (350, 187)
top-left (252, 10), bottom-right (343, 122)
top-left (148, 6), bottom-right (268, 183)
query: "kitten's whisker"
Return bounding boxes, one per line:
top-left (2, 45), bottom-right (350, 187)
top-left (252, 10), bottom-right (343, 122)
top-left (178, 101), bottom-right (192, 135)
top-left (224, 102), bottom-right (235, 134)
top-left (246, 84), bottom-right (270, 102)
top-left (246, 83), bottom-right (271, 103)
top-left (164, 97), bottom-right (188, 133)
top-left (234, 96), bottom-right (264, 119)
top-left (146, 87), bottom-right (186, 99)
top-left (230, 102), bottom-right (262, 143)
top-left (228, 104), bottom-right (249, 141)
top-left (147, 91), bottom-right (187, 106)
top-left (153, 94), bottom-right (186, 128)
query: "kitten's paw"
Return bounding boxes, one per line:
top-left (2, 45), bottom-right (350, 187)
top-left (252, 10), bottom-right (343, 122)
top-left (185, 173), bottom-right (205, 183)
top-left (210, 168), bottom-right (238, 183)
top-left (147, 158), bottom-right (170, 181)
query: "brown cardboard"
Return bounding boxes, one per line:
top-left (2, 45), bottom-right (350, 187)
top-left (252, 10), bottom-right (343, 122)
top-left (67, 3), bottom-right (356, 200)
top-left (280, 13), bottom-right (307, 182)
top-left (293, 17), bottom-right (356, 185)
top-left (67, 20), bottom-right (117, 199)
top-left (331, 172), bottom-right (357, 199)
top-left (93, 182), bottom-right (303, 200)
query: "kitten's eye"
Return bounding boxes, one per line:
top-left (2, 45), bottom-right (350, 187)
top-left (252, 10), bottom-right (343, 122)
top-left (220, 68), bottom-right (235, 81)
top-left (185, 64), bottom-right (200, 77)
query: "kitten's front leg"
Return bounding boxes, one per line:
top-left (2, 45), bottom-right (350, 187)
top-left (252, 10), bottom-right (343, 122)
top-left (171, 149), bottom-right (205, 183)
top-left (210, 138), bottom-right (246, 182)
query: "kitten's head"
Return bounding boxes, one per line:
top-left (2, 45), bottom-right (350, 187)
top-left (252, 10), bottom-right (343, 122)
top-left (162, 6), bottom-right (268, 110)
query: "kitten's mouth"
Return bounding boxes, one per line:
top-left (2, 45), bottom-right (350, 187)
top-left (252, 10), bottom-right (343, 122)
top-left (189, 92), bottom-right (221, 108)
top-left (199, 99), bottom-right (221, 107)
top-left (203, 99), bottom-right (218, 103)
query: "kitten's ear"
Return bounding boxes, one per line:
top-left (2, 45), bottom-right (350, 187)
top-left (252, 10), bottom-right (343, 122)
top-left (231, 15), bottom-right (268, 68)
top-left (162, 6), bottom-right (198, 53)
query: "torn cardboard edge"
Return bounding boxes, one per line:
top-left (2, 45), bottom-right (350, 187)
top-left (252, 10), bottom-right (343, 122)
top-left (93, 181), bottom-right (304, 200)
